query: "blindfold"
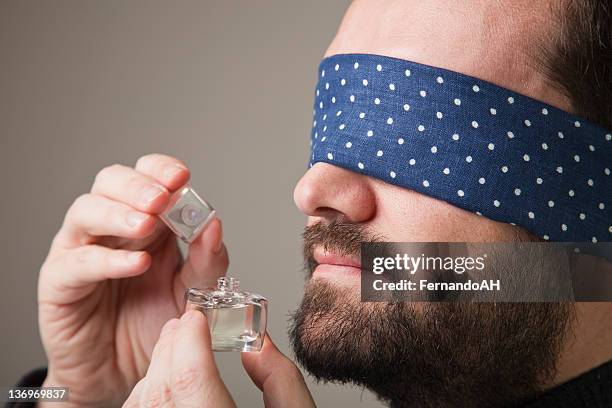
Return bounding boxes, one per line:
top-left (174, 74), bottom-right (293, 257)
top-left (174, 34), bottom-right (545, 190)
top-left (309, 54), bottom-right (611, 242)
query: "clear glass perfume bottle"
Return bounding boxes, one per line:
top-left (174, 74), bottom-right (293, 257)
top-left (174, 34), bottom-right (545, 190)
top-left (185, 277), bottom-right (268, 352)
top-left (159, 184), bottom-right (216, 243)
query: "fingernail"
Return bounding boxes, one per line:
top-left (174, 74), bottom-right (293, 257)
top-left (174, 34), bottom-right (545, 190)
top-left (214, 238), bottom-right (224, 254)
top-left (127, 251), bottom-right (145, 263)
top-left (126, 211), bottom-right (149, 227)
top-left (210, 218), bottom-right (224, 253)
top-left (142, 185), bottom-right (164, 204)
top-left (164, 164), bottom-right (187, 181)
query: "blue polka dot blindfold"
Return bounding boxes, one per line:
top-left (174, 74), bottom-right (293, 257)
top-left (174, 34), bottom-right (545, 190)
top-left (309, 54), bottom-right (611, 243)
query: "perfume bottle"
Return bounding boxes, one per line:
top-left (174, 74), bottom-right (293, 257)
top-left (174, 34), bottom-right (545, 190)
top-left (185, 277), bottom-right (268, 352)
top-left (159, 184), bottom-right (216, 243)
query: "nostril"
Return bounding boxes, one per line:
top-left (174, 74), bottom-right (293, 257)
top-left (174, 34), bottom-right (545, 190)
top-left (311, 206), bottom-right (341, 218)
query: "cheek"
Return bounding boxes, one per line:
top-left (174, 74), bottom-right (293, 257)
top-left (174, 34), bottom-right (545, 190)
top-left (373, 187), bottom-right (522, 242)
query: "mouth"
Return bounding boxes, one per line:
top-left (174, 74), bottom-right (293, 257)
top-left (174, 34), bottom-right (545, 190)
top-left (312, 246), bottom-right (362, 280)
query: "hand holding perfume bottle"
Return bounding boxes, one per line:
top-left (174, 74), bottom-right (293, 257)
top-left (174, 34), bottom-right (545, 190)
top-left (159, 183), bottom-right (269, 352)
top-left (186, 277), bottom-right (268, 352)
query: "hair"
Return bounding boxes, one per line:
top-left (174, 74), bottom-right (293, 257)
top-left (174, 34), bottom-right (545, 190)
top-left (537, 0), bottom-right (611, 129)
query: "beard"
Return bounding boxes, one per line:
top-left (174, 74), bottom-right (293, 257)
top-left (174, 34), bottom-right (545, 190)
top-left (289, 221), bottom-right (574, 408)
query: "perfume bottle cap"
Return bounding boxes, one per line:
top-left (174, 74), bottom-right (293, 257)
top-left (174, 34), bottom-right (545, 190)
top-left (159, 183), bottom-right (216, 243)
top-left (180, 204), bottom-right (206, 227)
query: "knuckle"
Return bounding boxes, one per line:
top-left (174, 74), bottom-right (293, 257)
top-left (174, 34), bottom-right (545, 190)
top-left (65, 193), bottom-right (92, 223)
top-left (171, 366), bottom-right (202, 394)
top-left (137, 153), bottom-right (185, 171)
top-left (94, 163), bottom-right (122, 183)
top-left (126, 176), bottom-right (155, 201)
top-left (143, 386), bottom-right (171, 408)
top-left (73, 193), bottom-right (93, 209)
top-left (135, 153), bottom-right (162, 169)
top-left (134, 155), bottom-right (150, 169)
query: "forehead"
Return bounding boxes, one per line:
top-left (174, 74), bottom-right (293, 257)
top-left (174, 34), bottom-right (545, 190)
top-left (325, 0), bottom-right (567, 111)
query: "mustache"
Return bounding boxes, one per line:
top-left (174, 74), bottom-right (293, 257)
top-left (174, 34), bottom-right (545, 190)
top-left (301, 220), bottom-right (383, 276)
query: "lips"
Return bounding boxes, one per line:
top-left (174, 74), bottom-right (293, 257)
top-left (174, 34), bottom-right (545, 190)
top-left (313, 246), bottom-right (361, 268)
top-left (312, 246), bottom-right (362, 280)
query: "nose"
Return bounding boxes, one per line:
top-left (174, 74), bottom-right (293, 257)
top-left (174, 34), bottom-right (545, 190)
top-left (293, 163), bottom-right (376, 223)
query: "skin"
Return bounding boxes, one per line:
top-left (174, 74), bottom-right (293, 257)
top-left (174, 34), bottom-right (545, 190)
top-left (123, 312), bottom-right (313, 408)
top-left (294, 0), bottom-right (612, 389)
top-left (38, 0), bottom-right (611, 406)
top-left (39, 154), bottom-right (314, 407)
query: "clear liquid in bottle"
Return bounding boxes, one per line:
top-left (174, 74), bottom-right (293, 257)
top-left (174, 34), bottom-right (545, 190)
top-left (185, 277), bottom-right (268, 352)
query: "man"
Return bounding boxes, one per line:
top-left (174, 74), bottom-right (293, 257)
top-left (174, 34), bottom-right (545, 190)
top-left (25, 0), bottom-right (611, 407)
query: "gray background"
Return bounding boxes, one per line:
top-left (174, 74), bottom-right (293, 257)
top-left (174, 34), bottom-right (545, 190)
top-left (0, 1), bottom-right (382, 406)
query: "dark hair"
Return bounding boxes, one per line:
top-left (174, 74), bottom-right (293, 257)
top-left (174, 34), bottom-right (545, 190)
top-left (537, 0), bottom-right (611, 129)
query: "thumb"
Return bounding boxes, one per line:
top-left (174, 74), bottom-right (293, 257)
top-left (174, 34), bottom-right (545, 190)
top-left (170, 311), bottom-right (236, 408)
top-left (180, 217), bottom-right (229, 288)
top-left (241, 334), bottom-right (315, 408)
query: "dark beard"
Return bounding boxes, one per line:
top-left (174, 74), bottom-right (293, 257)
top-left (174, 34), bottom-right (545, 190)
top-left (290, 221), bottom-right (574, 408)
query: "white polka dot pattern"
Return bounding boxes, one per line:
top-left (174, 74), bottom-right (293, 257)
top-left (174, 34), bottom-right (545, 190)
top-left (310, 54), bottom-right (611, 242)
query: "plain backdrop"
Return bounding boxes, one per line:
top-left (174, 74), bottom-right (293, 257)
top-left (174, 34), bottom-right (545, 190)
top-left (0, 1), bottom-right (383, 406)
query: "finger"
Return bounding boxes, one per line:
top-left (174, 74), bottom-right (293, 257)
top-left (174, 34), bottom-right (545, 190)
top-left (170, 311), bottom-right (235, 408)
top-left (123, 318), bottom-right (177, 408)
top-left (134, 153), bottom-right (190, 191)
top-left (55, 194), bottom-right (158, 248)
top-left (91, 164), bottom-right (170, 214)
top-left (147, 318), bottom-right (180, 376)
top-left (178, 217), bottom-right (229, 290)
top-left (242, 334), bottom-right (315, 408)
top-left (138, 318), bottom-right (180, 406)
top-left (39, 245), bottom-right (150, 304)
